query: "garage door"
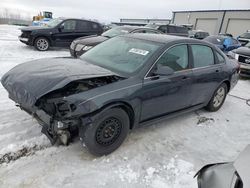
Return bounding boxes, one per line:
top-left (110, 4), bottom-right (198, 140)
top-left (226, 19), bottom-right (250, 37)
top-left (195, 19), bottom-right (217, 35)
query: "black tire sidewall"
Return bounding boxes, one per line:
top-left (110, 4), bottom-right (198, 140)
top-left (83, 108), bottom-right (129, 156)
top-left (206, 83), bottom-right (228, 112)
top-left (35, 37), bottom-right (49, 51)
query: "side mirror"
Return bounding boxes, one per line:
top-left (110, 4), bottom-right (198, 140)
top-left (155, 65), bottom-right (174, 76)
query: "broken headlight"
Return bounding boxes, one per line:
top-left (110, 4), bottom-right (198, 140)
top-left (56, 101), bottom-right (76, 117)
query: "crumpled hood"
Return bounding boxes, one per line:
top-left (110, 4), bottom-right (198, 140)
top-left (1, 57), bottom-right (115, 109)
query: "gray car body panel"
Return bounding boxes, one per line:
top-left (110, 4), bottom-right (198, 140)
top-left (197, 145), bottom-right (250, 188)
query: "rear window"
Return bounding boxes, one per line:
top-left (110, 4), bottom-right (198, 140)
top-left (76, 21), bottom-right (91, 31)
top-left (167, 26), bottom-right (176, 33)
top-left (175, 27), bottom-right (188, 34)
top-left (191, 45), bottom-right (215, 68)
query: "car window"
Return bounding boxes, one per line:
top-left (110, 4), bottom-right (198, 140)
top-left (91, 23), bottom-right (100, 30)
top-left (81, 36), bottom-right (162, 75)
top-left (76, 20), bottom-right (91, 31)
top-left (240, 33), bottom-right (250, 39)
top-left (191, 45), bottom-right (214, 68)
top-left (156, 45), bottom-right (189, 72)
top-left (204, 36), bottom-right (224, 45)
top-left (175, 27), bottom-right (188, 34)
top-left (158, 25), bottom-right (167, 33)
top-left (167, 26), bottom-right (177, 33)
top-left (216, 51), bottom-right (225, 64)
top-left (61, 20), bottom-right (77, 31)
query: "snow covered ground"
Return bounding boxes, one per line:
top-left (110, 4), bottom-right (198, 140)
top-left (0, 25), bottom-right (249, 188)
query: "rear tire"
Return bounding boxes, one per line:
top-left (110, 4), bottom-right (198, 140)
top-left (83, 108), bottom-right (129, 156)
top-left (205, 83), bottom-right (228, 112)
top-left (34, 37), bottom-right (50, 51)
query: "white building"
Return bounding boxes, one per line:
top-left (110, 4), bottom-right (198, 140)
top-left (172, 9), bottom-right (250, 37)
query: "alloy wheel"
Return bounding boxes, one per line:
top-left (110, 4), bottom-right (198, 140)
top-left (213, 86), bottom-right (226, 108)
top-left (36, 38), bottom-right (49, 51)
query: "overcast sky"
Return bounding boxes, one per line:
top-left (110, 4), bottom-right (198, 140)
top-left (0, 0), bottom-right (249, 23)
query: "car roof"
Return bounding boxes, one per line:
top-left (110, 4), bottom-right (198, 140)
top-left (114, 25), bottom-right (158, 31)
top-left (59, 18), bottom-right (101, 24)
top-left (123, 33), bottom-right (206, 44)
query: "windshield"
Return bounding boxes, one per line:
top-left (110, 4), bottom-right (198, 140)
top-left (102, 27), bottom-right (131, 38)
top-left (204, 36), bottom-right (225, 45)
top-left (46, 18), bottom-right (63, 27)
top-left (240, 33), bottom-right (250, 39)
top-left (245, 42), bottom-right (250, 48)
top-left (80, 37), bottom-right (162, 75)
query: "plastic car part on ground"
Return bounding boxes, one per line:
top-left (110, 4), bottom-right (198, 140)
top-left (196, 145), bottom-right (250, 188)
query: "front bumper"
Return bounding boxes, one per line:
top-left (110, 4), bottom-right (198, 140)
top-left (18, 36), bottom-right (30, 44)
top-left (240, 64), bottom-right (250, 77)
top-left (21, 106), bottom-right (80, 144)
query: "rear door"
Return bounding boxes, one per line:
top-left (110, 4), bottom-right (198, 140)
top-left (190, 44), bottom-right (224, 105)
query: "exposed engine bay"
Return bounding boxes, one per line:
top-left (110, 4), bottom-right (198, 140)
top-left (34, 75), bottom-right (123, 145)
top-left (42, 75), bottom-right (122, 99)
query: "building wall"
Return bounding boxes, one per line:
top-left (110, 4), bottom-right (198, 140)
top-left (221, 11), bottom-right (250, 37)
top-left (120, 18), bottom-right (171, 24)
top-left (173, 10), bottom-right (250, 37)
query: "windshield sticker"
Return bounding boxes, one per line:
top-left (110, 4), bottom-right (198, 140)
top-left (129, 48), bottom-right (149, 56)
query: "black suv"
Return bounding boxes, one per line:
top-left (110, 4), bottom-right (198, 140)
top-left (146, 23), bottom-right (189, 37)
top-left (70, 26), bottom-right (163, 57)
top-left (19, 18), bottom-right (103, 51)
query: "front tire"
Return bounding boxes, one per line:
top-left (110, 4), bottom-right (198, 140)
top-left (83, 108), bottom-right (130, 156)
top-left (205, 83), bottom-right (228, 112)
top-left (34, 37), bottom-right (50, 51)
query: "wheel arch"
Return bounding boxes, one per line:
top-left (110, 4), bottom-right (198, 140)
top-left (97, 101), bottom-right (136, 130)
top-left (222, 80), bottom-right (231, 92)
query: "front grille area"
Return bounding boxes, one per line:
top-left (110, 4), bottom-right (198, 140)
top-left (238, 55), bottom-right (250, 65)
top-left (20, 31), bottom-right (31, 38)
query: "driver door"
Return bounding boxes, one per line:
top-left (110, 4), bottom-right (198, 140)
top-left (140, 44), bottom-right (194, 121)
top-left (53, 20), bottom-right (77, 47)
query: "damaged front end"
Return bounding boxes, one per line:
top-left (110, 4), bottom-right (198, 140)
top-left (33, 76), bottom-right (122, 145)
top-left (1, 57), bottom-right (123, 145)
